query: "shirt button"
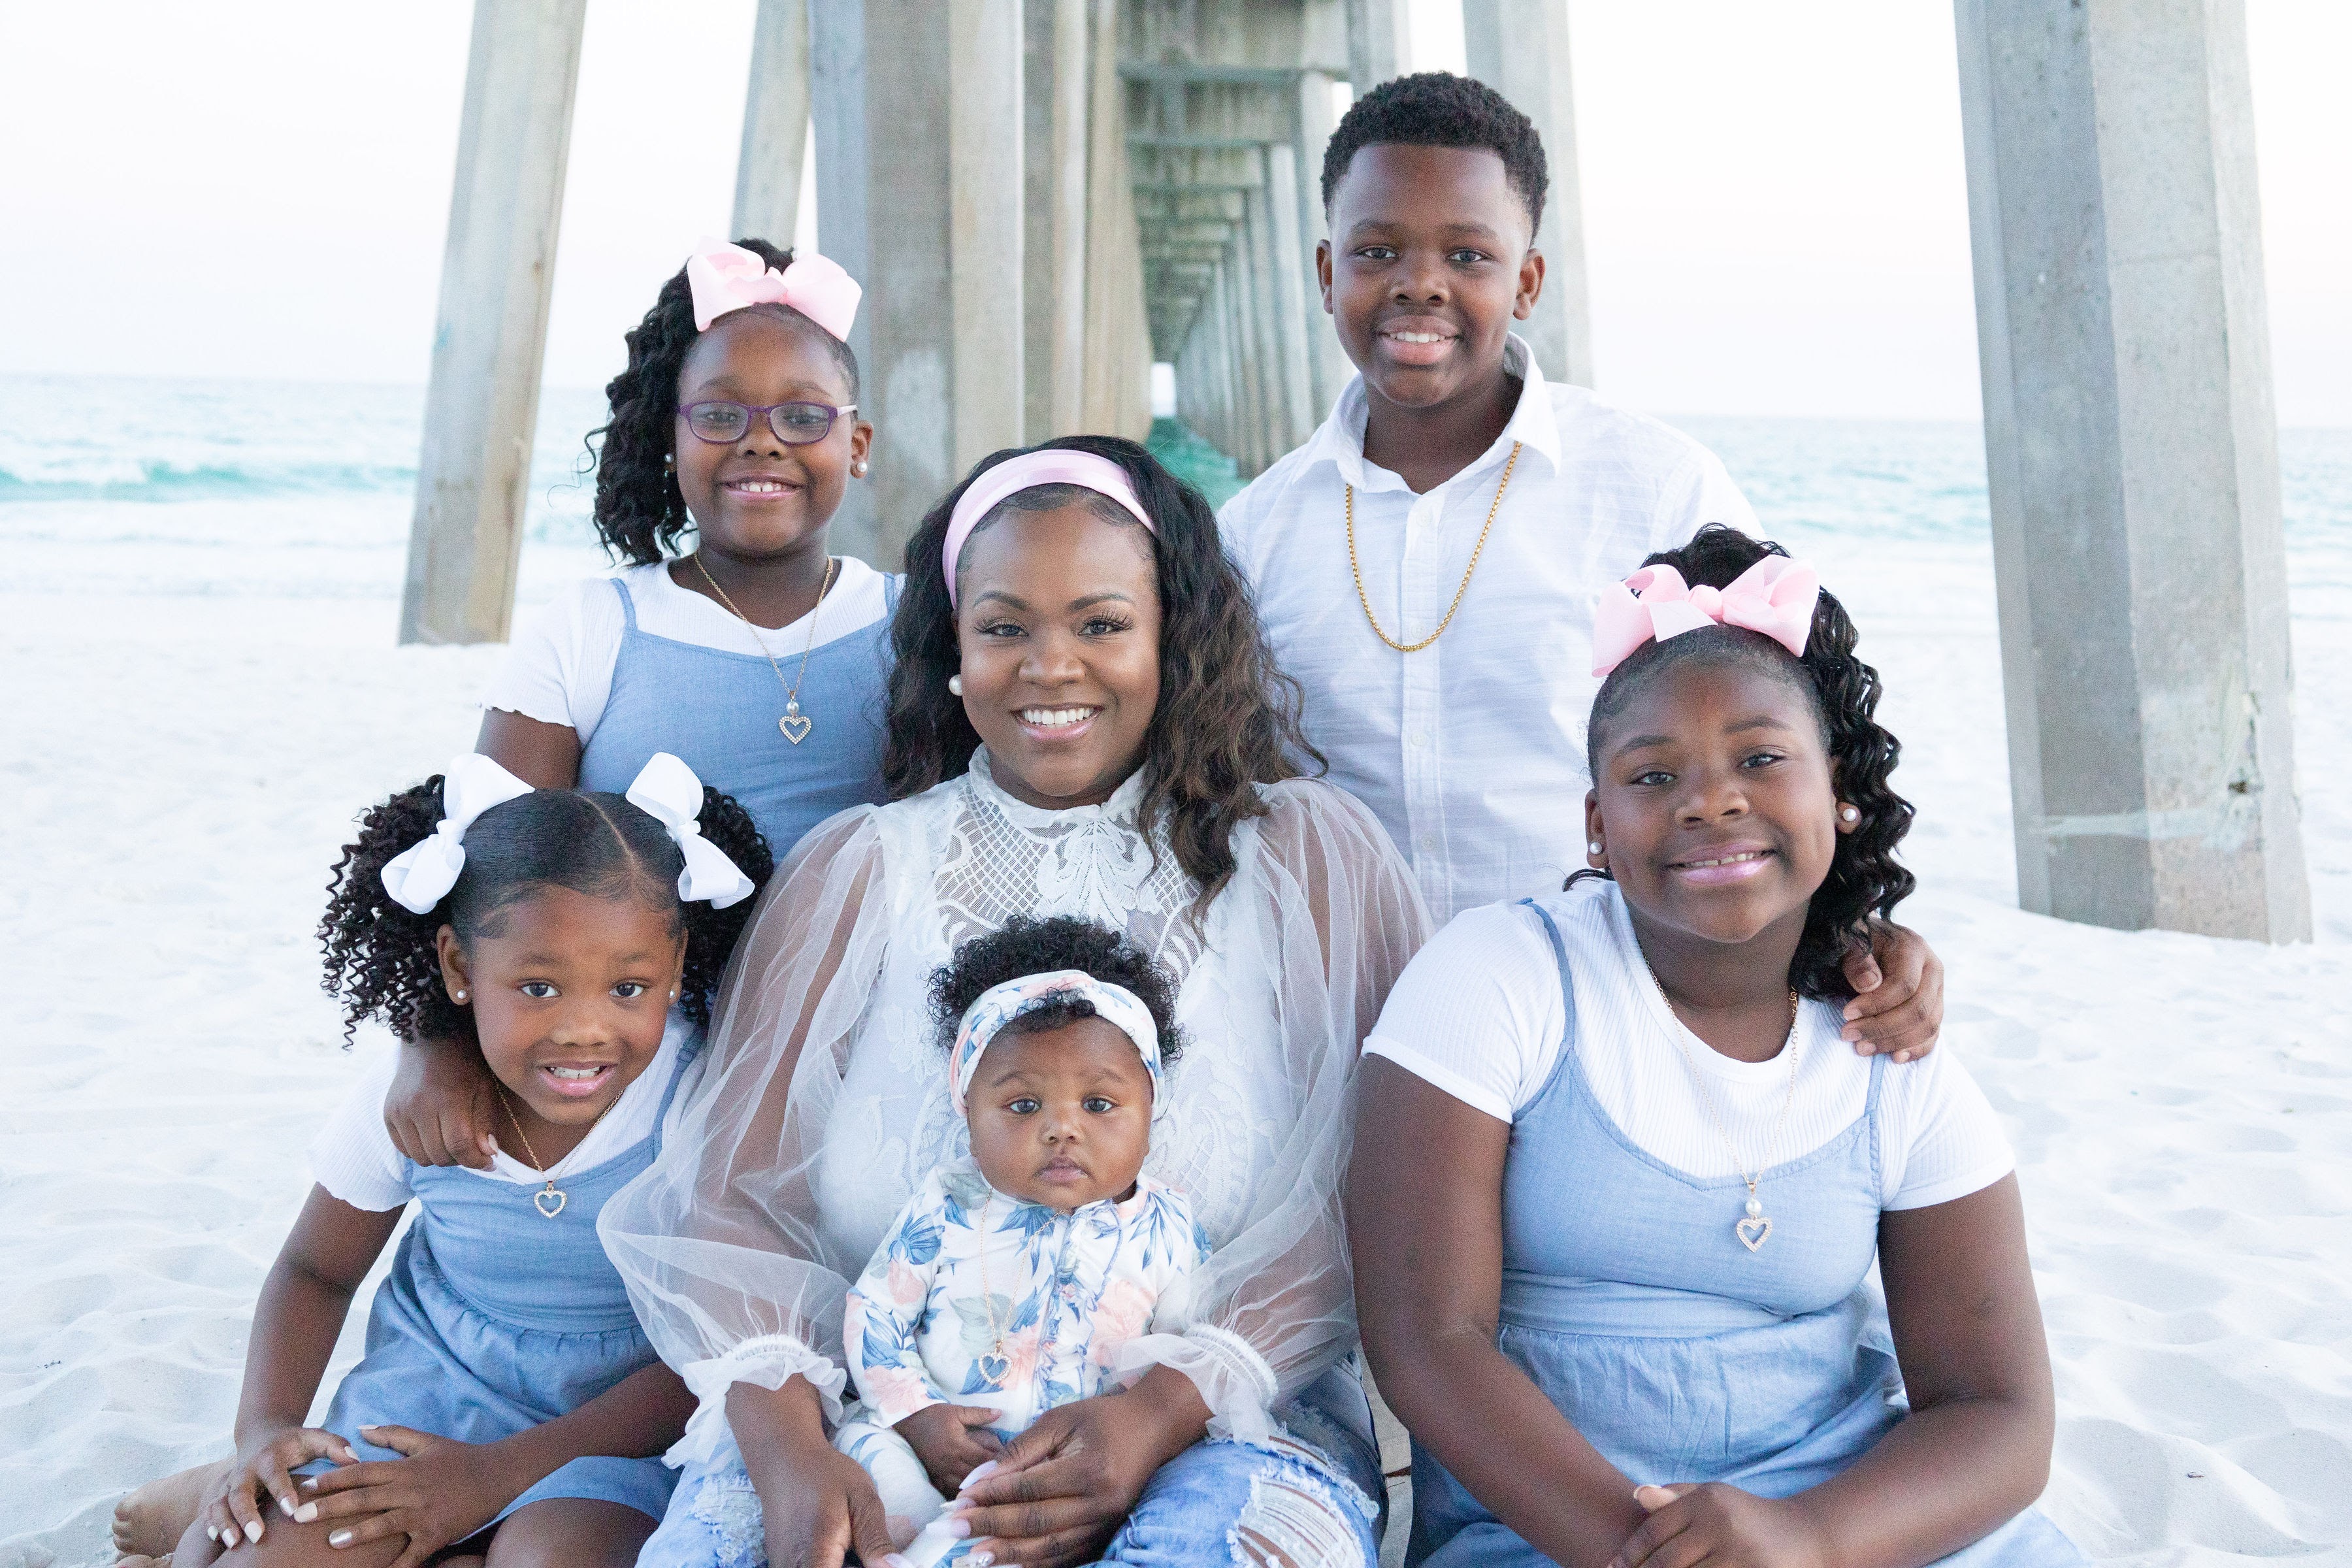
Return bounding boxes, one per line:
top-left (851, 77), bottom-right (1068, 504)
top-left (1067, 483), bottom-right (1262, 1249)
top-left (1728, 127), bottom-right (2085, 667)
top-left (1407, 730), bottom-right (1428, 748)
top-left (1419, 834), bottom-right (1437, 851)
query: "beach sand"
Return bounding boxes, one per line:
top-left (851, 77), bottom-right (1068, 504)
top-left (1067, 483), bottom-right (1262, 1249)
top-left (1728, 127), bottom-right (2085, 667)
top-left (3, 521), bottom-right (2348, 1565)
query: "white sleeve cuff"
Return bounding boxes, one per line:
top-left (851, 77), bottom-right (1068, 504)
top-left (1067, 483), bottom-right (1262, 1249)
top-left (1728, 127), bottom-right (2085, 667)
top-left (1362, 1038), bottom-right (1516, 1124)
top-left (1884, 1154), bottom-right (2016, 1213)
top-left (668, 1334), bottom-right (851, 1469)
top-left (1112, 1323), bottom-right (1282, 1445)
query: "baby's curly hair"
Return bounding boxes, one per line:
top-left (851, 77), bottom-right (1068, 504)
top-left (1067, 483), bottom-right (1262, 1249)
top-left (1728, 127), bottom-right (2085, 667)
top-left (928, 916), bottom-right (1187, 1068)
top-left (1580, 524), bottom-right (1915, 1001)
top-left (318, 777), bottom-right (775, 1044)
top-left (885, 434), bottom-right (1319, 907)
top-left (587, 235), bottom-right (861, 566)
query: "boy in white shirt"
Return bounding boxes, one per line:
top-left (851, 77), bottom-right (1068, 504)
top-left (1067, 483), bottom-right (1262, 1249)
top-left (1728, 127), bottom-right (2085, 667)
top-left (1219, 74), bottom-right (1940, 1054)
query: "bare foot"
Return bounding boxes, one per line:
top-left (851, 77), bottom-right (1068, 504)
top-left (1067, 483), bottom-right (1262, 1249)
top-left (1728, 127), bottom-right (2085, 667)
top-left (114, 1460), bottom-right (229, 1559)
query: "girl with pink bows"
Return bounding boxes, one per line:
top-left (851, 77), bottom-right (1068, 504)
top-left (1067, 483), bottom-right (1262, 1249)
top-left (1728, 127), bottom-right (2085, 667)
top-left (1353, 525), bottom-right (2083, 1568)
top-left (388, 236), bottom-right (900, 1174)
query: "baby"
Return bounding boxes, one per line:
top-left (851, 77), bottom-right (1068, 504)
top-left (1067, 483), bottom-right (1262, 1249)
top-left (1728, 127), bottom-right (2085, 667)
top-left (835, 915), bottom-right (1205, 1564)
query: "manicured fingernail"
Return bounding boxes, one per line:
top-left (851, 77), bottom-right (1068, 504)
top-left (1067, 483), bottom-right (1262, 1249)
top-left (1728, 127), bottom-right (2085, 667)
top-left (296, 1502), bottom-right (319, 1523)
top-left (280, 1495), bottom-right (295, 1517)
top-left (246, 1520), bottom-right (265, 1543)
top-left (330, 1527), bottom-right (355, 1548)
top-left (206, 1526), bottom-right (220, 1543)
top-left (962, 1460), bottom-right (999, 1487)
top-left (883, 1556), bottom-right (915, 1568)
top-left (968, 1553), bottom-right (995, 1567)
top-left (946, 1517), bottom-right (973, 1537)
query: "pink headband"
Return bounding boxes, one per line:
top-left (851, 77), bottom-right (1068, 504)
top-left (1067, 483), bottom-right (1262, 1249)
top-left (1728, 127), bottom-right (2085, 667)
top-left (943, 451), bottom-right (1158, 608)
top-left (684, 237), bottom-right (862, 340)
top-left (1591, 557), bottom-right (1820, 678)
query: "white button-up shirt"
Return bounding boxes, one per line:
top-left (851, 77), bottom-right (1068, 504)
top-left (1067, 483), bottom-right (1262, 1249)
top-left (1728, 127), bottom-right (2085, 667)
top-left (1219, 336), bottom-right (1757, 924)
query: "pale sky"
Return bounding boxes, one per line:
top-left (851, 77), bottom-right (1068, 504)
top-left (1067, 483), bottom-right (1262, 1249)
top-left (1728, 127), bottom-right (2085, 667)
top-left (0, 1), bottom-right (2344, 424)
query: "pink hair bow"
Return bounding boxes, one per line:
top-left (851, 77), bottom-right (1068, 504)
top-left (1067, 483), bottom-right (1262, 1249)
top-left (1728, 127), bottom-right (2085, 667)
top-left (684, 237), bottom-right (862, 340)
top-left (1590, 556), bottom-right (1820, 678)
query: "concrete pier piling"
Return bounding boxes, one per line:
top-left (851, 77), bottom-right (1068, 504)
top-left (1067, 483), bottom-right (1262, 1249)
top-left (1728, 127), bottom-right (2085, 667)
top-left (399, 0), bottom-right (585, 647)
top-left (1463, 0), bottom-right (1592, 387)
top-left (1956, 0), bottom-right (2311, 941)
top-left (732, 0), bottom-right (809, 246)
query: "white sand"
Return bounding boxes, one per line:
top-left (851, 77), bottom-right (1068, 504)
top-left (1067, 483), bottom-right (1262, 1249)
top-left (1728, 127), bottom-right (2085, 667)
top-left (3, 522), bottom-right (2348, 1565)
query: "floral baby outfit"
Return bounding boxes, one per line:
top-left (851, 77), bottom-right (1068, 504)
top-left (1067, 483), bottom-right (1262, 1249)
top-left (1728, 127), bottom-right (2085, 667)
top-left (834, 1157), bottom-right (1209, 1548)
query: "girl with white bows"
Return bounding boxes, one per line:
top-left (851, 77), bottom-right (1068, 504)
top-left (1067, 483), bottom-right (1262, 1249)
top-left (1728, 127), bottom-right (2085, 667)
top-left (834, 916), bottom-right (1208, 1566)
top-left (611, 436), bottom-right (1429, 1568)
top-left (161, 754), bottom-right (771, 1568)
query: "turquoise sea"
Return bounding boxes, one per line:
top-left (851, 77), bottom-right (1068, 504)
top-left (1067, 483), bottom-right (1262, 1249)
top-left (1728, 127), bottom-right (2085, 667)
top-left (2, 374), bottom-right (2346, 615)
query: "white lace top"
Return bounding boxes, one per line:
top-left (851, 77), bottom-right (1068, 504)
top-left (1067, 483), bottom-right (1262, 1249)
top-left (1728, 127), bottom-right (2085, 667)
top-left (598, 751), bottom-right (1429, 1465)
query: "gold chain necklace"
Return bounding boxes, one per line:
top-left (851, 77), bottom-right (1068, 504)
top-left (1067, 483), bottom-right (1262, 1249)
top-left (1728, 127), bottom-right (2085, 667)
top-left (1656, 985), bottom-right (1803, 1253)
top-left (1346, 440), bottom-right (1522, 653)
top-left (691, 553), bottom-right (838, 745)
top-left (498, 1086), bottom-right (621, 1219)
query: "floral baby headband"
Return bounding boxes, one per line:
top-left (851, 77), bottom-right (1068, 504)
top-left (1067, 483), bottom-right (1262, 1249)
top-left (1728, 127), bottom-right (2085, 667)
top-left (949, 970), bottom-right (1163, 1115)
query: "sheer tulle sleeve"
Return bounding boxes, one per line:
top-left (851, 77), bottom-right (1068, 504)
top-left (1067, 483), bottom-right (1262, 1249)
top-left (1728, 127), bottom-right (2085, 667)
top-left (598, 806), bottom-right (894, 1465)
top-left (1114, 781), bottom-right (1431, 1439)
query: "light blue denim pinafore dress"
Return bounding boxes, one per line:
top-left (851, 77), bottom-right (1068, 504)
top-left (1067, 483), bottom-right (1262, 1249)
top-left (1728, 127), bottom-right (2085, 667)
top-left (306, 1037), bottom-right (705, 1527)
top-left (578, 572), bottom-right (899, 861)
top-left (1408, 900), bottom-right (2082, 1567)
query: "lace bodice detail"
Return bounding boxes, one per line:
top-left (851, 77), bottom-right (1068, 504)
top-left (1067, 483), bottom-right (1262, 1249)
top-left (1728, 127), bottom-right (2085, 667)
top-left (932, 750), bottom-right (1208, 985)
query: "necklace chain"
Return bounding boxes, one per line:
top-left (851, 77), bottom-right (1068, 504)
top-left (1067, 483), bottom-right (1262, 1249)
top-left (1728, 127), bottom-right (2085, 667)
top-left (499, 1085), bottom-right (622, 1218)
top-left (1663, 988), bottom-right (1803, 1191)
top-left (1346, 440), bottom-right (1522, 653)
top-left (691, 553), bottom-right (837, 743)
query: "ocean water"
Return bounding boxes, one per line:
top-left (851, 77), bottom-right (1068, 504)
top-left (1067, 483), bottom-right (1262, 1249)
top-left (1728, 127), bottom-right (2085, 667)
top-left (2, 374), bottom-right (2346, 612)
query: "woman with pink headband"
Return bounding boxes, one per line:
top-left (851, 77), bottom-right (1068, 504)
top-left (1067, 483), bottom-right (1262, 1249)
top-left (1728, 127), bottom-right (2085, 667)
top-left (608, 435), bottom-right (1431, 1568)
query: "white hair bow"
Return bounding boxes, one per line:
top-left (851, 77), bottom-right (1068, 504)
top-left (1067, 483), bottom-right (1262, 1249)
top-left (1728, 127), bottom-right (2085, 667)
top-left (379, 753), bottom-right (537, 916)
top-left (626, 753), bottom-right (755, 909)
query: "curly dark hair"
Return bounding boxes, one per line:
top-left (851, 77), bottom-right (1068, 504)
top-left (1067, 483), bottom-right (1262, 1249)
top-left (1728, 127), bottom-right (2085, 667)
top-left (1577, 523), bottom-right (1914, 1001)
top-left (318, 777), bottom-right (776, 1044)
top-left (586, 236), bottom-right (862, 566)
top-left (883, 434), bottom-right (1320, 906)
top-left (928, 915), bottom-right (1187, 1068)
top-left (1321, 71), bottom-right (1547, 232)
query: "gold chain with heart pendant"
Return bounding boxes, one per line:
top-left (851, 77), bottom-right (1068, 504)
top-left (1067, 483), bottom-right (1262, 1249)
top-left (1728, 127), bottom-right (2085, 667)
top-left (692, 553), bottom-right (838, 745)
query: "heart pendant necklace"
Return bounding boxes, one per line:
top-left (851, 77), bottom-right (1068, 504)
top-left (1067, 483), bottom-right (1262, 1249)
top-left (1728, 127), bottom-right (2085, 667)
top-left (498, 1083), bottom-right (620, 1220)
top-left (1654, 980), bottom-right (1803, 1254)
top-left (693, 553), bottom-right (836, 746)
top-left (973, 1196), bottom-right (1015, 1385)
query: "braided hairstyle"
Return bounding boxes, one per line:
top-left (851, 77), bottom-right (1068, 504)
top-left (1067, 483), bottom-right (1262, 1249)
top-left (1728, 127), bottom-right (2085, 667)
top-left (928, 915), bottom-right (1187, 1068)
top-left (587, 236), bottom-right (862, 566)
top-left (884, 434), bottom-right (1320, 906)
top-left (319, 779), bottom-right (776, 1044)
top-left (1578, 524), bottom-right (1914, 1000)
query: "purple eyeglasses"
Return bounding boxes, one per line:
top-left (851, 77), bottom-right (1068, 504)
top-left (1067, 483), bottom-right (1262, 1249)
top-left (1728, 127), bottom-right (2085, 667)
top-left (677, 400), bottom-right (857, 446)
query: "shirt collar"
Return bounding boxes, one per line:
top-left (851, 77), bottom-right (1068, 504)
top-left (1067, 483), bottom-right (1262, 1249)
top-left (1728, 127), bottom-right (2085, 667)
top-left (1311, 332), bottom-right (1564, 495)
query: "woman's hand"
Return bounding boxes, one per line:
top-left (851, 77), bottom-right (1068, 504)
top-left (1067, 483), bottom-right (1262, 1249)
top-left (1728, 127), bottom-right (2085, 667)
top-left (199, 1426), bottom-right (357, 1548)
top-left (895, 1403), bottom-right (1006, 1499)
top-left (1609, 1482), bottom-right (1827, 1568)
top-left (744, 1422), bottom-right (904, 1568)
top-left (948, 1366), bottom-right (1210, 1568)
top-left (384, 1036), bottom-right (498, 1169)
top-left (1839, 921), bottom-right (1943, 1062)
top-left (294, 1425), bottom-right (516, 1568)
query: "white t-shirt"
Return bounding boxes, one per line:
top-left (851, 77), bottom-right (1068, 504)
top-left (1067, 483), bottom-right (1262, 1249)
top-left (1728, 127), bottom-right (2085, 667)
top-left (1363, 883), bottom-right (2013, 1211)
top-left (482, 559), bottom-right (893, 742)
top-left (307, 1019), bottom-right (692, 1212)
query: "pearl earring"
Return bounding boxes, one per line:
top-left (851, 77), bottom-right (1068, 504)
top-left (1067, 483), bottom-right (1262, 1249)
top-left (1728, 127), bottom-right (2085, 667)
top-left (1839, 804), bottom-right (1861, 824)
top-left (948, 674), bottom-right (964, 696)
top-left (453, 989), bottom-right (468, 1002)
top-left (852, 461), bottom-right (867, 477)
top-left (1588, 842), bottom-right (1604, 857)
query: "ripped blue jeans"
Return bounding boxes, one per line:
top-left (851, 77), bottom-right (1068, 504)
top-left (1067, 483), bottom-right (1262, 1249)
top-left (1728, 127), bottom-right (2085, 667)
top-left (640, 1362), bottom-right (1385, 1568)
